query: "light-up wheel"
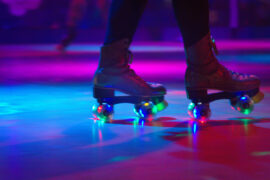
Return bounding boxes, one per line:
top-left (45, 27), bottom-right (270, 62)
top-left (155, 100), bottom-right (168, 112)
top-left (92, 103), bottom-right (114, 120)
top-left (230, 95), bottom-right (254, 115)
top-left (188, 102), bottom-right (211, 120)
top-left (134, 101), bottom-right (158, 120)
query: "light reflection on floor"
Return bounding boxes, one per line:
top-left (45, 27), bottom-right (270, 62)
top-left (0, 83), bottom-right (270, 179)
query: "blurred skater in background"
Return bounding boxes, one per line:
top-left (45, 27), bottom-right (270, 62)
top-left (57, 0), bottom-right (109, 52)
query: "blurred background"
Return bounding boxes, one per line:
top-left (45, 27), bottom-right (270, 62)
top-left (0, 0), bottom-right (269, 44)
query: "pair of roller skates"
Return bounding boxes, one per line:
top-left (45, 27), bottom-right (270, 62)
top-left (92, 86), bottom-right (263, 121)
top-left (92, 34), bottom-right (264, 121)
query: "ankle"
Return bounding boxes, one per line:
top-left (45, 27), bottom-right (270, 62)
top-left (187, 59), bottom-right (220, 75)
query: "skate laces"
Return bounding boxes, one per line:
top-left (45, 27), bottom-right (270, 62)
top-left (210, 36), bottom-right (219, 55)
top-left (127, 50), bottom-right (134, 64)
top-left (228, 69), bottom-right (252, 80)
top-left (210, 36), bottom-right (254, 81)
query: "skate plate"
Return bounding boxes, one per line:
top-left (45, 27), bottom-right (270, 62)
top-left (188, 88), bottom-right (264, 120)
top-left (190, 88), bottom-right (262, 104)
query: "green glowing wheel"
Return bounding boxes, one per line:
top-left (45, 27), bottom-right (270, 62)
top-left (230, 95), bottom-right (254, 115)
top-left (155, 100), bottom-right (168, 112)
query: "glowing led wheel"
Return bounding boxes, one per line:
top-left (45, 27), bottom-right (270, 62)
top-left (230, 95), bottom-right (254, 115)
top-left (188, 102), bottom-right (211, 120)
top-left (134, 101), bottom-right (158, 120)
top-left (155, 100), bottom-right (168, 112)
top-left (188, 102), bottom-right (196, 118)
top-left (92, 103), bottom-right (114, 120)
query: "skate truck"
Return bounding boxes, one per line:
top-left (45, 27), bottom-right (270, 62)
top-left (92, 87), bottom-right (168, 121)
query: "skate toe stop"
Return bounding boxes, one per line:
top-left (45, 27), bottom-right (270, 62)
top-left (252, 91), bottom-right (264, 104)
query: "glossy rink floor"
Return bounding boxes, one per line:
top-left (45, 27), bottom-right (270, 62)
top-left (1, 41), bottom-right (270, 180)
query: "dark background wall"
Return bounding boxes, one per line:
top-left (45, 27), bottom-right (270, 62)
top-left (0, 0), bottom-right (269, 43)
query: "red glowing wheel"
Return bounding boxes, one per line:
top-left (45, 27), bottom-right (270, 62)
top-left (92, 103), bottom-right (114, 120)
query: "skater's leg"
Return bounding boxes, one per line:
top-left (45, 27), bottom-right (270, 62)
top-left (172, 0), bottom-right (260, 93)
top-left (94, 0), bottom-right (166, 97)
top-left (172, 0), bottom-right (209, 47)
top-left (59, 26), bottom-right (77, 49)
top-left (104, 0), bottom-right (148, 45)
top-left (93, 0), bottom-right (167, 120)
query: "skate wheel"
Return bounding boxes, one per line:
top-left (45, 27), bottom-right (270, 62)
top-left (230, 95), bottom-right (254, 115)
top-left (252, 91), bottom-right (264, 104)
top-left (134, 101), bottom-right (157, 120)
top-left (188, 102), bottom-right (196, 118)
top-left (155, 100), bottom-right (168, 112)
top-left (92, 103), bottom-right (114, 120)
top-left (189, 102), bottom-right (211, 120)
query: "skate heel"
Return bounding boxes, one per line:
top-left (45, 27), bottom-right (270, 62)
top-left (94, 86), bottom-right (115, 98)
top-left (186, 88), bottom-right (207, 100)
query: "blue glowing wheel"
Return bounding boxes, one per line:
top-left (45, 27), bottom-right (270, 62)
top-left (92, 103), bottom-right (114, 120)
top-left (191, 102), bottom-right (211, 120)
top-left (134, 101), bottom-right (157, 120)
top-left (230, 95), bottom-right (254, 115)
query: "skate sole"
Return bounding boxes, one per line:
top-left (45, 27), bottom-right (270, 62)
top-left (93, 86), bottom-right (166, 107)
top-left (186, 88), bottom-right (264, 104)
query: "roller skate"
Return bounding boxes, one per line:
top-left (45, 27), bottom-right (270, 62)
top-left (92, 39), bottom-right (168, 121)
top-left (185, 33), bottom-right (264, 121)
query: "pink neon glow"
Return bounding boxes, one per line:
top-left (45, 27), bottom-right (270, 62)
top-left (2, 60), bottom-right (270, 82)
top-left (1, 41), bottom-right (270, 82)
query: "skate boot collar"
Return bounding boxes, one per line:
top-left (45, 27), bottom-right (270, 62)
top-left (185, 32), bottom-right (220, 74)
